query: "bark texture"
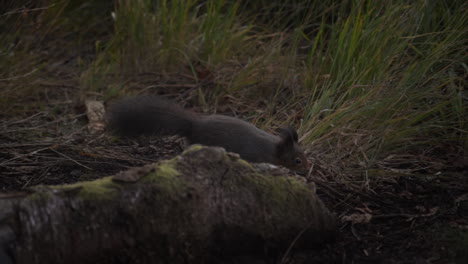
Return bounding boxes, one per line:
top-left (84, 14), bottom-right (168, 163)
top-left (0, 146), bottom-right (336, 264)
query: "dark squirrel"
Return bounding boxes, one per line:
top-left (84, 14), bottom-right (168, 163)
top-left (106, 95), bottom-right (310, 171)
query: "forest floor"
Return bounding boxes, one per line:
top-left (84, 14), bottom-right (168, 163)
top-left (1, 36), bottom-right (467, 264)
top-left (2, 91), bottom-right (467, 264)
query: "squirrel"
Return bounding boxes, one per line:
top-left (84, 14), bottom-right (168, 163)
top-left (106, 95), bottom-right (310, 172)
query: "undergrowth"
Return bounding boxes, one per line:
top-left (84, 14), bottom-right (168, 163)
top-left (1, 0), bottom-right (466, 170)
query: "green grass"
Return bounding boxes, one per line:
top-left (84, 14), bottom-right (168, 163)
top-left (302, 1), bottom-right (467, 165)
top-left (2, 0), bottom-right (467, 170)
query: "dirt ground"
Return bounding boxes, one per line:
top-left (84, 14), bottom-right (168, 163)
top-left (1, 36), bottom-right (467, 264)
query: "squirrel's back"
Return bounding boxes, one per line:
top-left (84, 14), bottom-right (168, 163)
top-left (191, 115), bottom-right (279, 163)
top-left (107, 95), bottom-right (195, 137)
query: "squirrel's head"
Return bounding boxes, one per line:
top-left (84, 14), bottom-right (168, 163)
top-left (275, 126), bottom-right (310, 172)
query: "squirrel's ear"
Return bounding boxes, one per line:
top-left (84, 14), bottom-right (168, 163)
top-left (276, 126), bottom-right (298, 153)
top-left (277, 126), bottom-right (298, 142)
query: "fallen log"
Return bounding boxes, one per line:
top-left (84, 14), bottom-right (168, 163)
top-left (0, 146), bottom-right (336, 263)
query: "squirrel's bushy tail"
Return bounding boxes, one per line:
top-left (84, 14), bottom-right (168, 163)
top-left (106, 95), bottom-right (195, 138)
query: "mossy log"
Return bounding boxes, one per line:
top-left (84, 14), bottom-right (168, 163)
top-left (0, 146), bottom-right (336, 264)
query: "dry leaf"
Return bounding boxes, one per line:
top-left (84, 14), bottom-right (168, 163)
top-left (85, 100), bottom-right (105, 134)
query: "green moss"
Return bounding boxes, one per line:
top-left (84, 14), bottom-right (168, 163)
top-left (143, 160), bottom-right (179, 182)
top-left (27, 190), bottom-right (54, 201)
top-left (244, 172), bottom-right (313, 214)
top-left (222, 170), bottom-right (317, 237)
top-left (285, 176), bottom-right (311, 193)
top-left (56, 176), bottom-right (121, 200)
top-left (48, 158), bottom-right (184, 202)
top-left (182, 144), bottom-right (204, 154)
top-left (141, 160), bottom-right (187, 199)
top-left (236, 158), bottom-right (252, 168)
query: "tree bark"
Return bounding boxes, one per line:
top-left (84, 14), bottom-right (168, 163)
top-left (0, 146), bottom-right (336, 264)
